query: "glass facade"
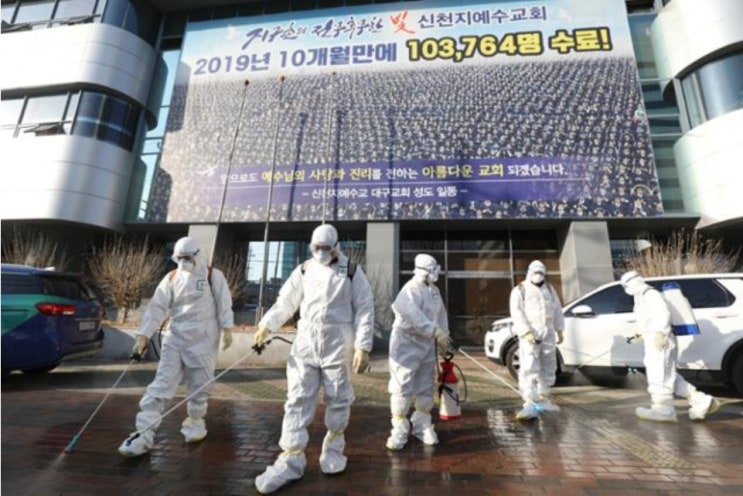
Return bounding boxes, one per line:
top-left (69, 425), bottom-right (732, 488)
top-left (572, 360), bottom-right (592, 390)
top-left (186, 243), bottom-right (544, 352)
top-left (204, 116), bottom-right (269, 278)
top-left (401, 229), bottom-right (561, 343)
top-left (136, 49), bottom-right (181, 220)
top-left (2, 0), bottom-right (104, 30)
top-left (1, 89), bottom-right (143, 150)
top-left (680, 51), bottom-right (743, 129)
top-left (627, 12), bottom-right (684, 213)
top-left (1, 0), bottom-right (160, 46)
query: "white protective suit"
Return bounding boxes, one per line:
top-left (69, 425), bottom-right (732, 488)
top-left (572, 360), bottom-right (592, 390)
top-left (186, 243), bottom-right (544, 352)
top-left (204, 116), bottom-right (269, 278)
top-left (255, 224), bottom-right (375, 494)
top-left (620, 271), bottom-right (718, 422)
top-left (387, 254), bottom-right (450, 450)
top-left (509, 260), bottom-right (564, 419)
top-left (118, 237), bottom-right (234, 456)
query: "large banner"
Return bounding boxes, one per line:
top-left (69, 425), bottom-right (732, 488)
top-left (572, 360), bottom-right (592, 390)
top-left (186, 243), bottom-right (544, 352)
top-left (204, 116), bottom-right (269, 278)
top-left (149, 0), bottom-right (663, 223)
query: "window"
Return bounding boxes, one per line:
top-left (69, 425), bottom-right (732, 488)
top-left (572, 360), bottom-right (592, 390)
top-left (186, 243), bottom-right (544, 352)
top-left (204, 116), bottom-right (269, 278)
top-left (103, 0), bottom-right (159, 45)
top-left (628, 14), bottom-right (658, 79)
top-left (55, 0), bottom-right (99, 19)
top-left (41, 276), bottom-right (96, 301)
top-left (73, 91), bottom-right (140, 149)
top-left (136, 48), bottom-right (181, 220)
top-left (1, 98), bottom-right (24, 136)
top-left (14, 0), bottom-right (55, 25)
top-left (651, 136), bottom-right (683, 211)
top-left (400, 229), bottom-right (562, 342)
top-left (680, 51), bottom-right (743, 128)
top-left (649, 279), bottom-right (735, 309)
top-left (2, 3), bottom-right (18, 23)
top-left (1, 273), bottom-right (40, 294)
top-left (4, 88), bottom-right (142, 150)
top-left (21, 94), bottom-right (68, 124)
top-left (14, 93), bottom-right (71, 136)
top-left (569, 285), bottom-right (634, 316)
top-left (3, 0), bottom-right (102, 30)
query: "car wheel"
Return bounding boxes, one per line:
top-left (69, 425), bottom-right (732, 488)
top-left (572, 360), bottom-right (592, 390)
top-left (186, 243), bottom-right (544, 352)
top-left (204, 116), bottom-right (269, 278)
top-left (21, 364), bottom-right (59, 375)
top-left (731, 354), bottom-right (743, 396)
top-left (505, 341), bottom-right (520, 380)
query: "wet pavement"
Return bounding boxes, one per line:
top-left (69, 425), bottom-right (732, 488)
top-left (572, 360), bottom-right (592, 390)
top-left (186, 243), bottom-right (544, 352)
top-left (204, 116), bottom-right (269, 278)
top-left (2, 349), bottom-right (743, 495)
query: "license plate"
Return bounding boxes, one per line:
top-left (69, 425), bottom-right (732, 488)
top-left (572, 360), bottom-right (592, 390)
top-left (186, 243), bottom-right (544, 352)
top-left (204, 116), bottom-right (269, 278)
top-left (78, 320), bottom-right (97, 331)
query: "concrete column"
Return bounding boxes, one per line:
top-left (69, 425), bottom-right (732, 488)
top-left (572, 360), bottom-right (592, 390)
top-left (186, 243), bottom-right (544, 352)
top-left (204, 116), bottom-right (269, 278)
top-left (365, 222), bottom-right (399, 351)
top-left (187, 224), bottom-right (234, 264)
top-left (558, 221), bottom-right (614, 301)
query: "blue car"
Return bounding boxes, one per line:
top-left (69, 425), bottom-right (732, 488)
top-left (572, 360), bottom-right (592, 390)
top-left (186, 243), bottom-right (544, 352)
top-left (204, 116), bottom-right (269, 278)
top-left (1, 264), bottom-right (104, 375)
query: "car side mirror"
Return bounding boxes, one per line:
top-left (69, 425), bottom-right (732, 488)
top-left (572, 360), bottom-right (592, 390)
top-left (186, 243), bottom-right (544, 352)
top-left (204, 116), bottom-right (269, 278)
top-left (571, 304), bottom-right (595, 317)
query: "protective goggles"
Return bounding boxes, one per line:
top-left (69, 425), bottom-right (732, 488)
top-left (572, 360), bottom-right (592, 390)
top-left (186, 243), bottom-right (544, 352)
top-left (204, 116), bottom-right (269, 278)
top-left (416, 265), bottom-right (441, 275)
top-left (312, 244), bottom-right (333, 252)
top-left (175, 254), bottom-right (194, 261)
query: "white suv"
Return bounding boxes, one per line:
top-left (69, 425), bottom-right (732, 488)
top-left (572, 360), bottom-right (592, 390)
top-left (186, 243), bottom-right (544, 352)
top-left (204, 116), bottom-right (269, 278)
top-left (484, 273), bottom-right (743, 394)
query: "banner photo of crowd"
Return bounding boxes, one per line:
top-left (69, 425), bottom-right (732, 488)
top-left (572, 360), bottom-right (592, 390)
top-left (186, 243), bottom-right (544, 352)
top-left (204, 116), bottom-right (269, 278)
top-left (149, 0), bottom-right (663, 223)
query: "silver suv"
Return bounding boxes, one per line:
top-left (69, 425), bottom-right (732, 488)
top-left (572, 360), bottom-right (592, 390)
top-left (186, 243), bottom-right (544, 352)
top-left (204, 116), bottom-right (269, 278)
top-left (484, 273), bottom-right (743, 394)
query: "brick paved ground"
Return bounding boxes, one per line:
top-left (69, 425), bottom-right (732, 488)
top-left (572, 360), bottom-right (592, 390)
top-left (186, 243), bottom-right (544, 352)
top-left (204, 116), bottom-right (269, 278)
top-left (2, 350), bottom-right (742, 495)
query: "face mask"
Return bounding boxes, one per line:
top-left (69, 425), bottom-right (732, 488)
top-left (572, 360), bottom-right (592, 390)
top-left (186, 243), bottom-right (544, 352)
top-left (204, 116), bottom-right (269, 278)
top-left (178, 259), bottom-right (195, 272)
top-left (313, 250), bottom-right (332, 265)
top-left (530, 273), bottom-right (545, 285)
top-left (427, 265), bottom-right (440, 283)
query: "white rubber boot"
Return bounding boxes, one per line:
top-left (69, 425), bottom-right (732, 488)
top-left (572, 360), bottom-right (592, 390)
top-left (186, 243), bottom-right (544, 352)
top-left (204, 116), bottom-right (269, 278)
top-left (385, 415), bottom-right (410, 451)
top-left (255, 450), bottom-right (306, 494)
top-left (118, 430), bottom-right (155, 457)
top-left (411, 410), bottom-right (438, 445)
top-left (319, 430), bottom-right (347, 475)
top-left (180, 416), bottom-right (207, 443)
top-left (636, 400), bottom-right (677, 423)
top-left (688, 393), bottom-right (720, 421)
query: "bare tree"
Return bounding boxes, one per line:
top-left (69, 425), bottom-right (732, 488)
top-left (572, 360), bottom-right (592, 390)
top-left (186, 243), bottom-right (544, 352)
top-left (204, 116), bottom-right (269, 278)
top-left (343, 242), bottom-right (396, 342)
top-left (1, 227), bottom-right (70, 271)
top-left (624, 229), bottom-right (740, 277)
top-left (213, 249), bottom-right (247, 306)
top-left (87, 235), bottom-right (164, 324)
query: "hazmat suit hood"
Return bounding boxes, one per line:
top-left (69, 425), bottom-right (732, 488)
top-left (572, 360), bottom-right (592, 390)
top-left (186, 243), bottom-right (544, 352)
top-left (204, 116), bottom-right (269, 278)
top-left (414, 253), bottom-right (440, 284)
top-left (620, 270), bottom-right (649, 296)
top-left (172, 236), bottom-right (201, 272)
top-left (527, 260), bottom-right (546, 285)
top-left (310, 224), bottom-right (339, 265)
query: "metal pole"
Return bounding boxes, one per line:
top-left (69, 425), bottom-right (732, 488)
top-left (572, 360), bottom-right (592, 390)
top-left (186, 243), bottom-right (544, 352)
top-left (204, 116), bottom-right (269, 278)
top-left (255, 75), bottom-right (286, 325)
top-left (321, 72), bottom-right (336, 224)
top-left (210, 79), bottom-right (250, 266)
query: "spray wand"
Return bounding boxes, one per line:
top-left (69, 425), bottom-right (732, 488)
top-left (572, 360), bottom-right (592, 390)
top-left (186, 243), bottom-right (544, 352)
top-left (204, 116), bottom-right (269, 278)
top-left (122, 336), bottom-right (293, 447)
top-left (63, 349), bottom-right (145, 454)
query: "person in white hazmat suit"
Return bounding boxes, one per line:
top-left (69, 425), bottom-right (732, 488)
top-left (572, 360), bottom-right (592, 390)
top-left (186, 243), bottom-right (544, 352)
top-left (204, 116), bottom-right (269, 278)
top-left (620, 271), bottom-right (719, 422)
top-left (510, 260), bottom-right (565, 420)
top-left (386, 253), bottom-right (451, 451)
top-left (118, 236), bottom-right (234, 457)
top-left (252, 224), bottom-right (374, 494)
